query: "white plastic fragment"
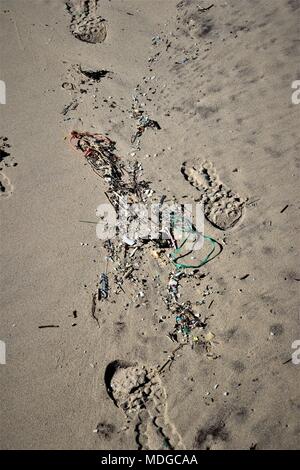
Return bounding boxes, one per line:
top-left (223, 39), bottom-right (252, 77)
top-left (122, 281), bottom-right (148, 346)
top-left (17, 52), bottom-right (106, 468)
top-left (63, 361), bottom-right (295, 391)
top-left (122, 234), bottom-right (136, 246)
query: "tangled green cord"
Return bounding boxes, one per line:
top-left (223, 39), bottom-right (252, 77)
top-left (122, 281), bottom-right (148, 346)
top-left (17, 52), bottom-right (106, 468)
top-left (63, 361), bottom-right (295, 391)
top-left (169, 214), bottom-right (219, 269)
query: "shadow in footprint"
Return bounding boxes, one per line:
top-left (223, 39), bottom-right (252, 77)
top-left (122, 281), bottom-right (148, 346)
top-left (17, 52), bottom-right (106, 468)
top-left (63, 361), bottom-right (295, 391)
top-left (104, 360), bottom-right (133, 407)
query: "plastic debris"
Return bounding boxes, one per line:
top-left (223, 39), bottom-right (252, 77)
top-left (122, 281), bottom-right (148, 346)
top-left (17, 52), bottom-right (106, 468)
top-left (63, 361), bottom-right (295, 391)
top-left (122, 234), bottom-right (136, 246)
top-left (168, 272), bottom-right (180, 299)
top-left (131, 112), bottom-right (161, 143)
top-left (69, 128), bottom-right (222, 356)
top-left (98, 272), bottom-right (109, 300)
top-left (151, 35), bottom-right (162, 46)
top-left (70, 131), bottom-right (151, 213)
top-left (173, 302), bottom-right (206, 338)
top-left (79, 65), bottom-right (110, 81)
top-left (169, 213), bottom-right (220, 269)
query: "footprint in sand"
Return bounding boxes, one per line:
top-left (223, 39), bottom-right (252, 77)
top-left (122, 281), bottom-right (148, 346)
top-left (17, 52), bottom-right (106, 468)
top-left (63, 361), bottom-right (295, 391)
top-left (0, 172), bottom-right (13, 199)
top-left (104, 360), bottom-right (185, 450)
top-left (181, 159), bottom-right (246, 230)
top-left (66, 0), bottom-right (107, 44)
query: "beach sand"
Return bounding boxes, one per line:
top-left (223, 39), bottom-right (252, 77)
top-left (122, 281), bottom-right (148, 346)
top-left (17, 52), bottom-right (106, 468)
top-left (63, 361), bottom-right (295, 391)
top-left (0, 0), bottom-right (299, 449)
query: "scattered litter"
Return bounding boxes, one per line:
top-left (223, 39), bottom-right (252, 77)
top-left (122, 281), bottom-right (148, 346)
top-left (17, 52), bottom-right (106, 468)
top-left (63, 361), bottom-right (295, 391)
top-left (70, 131), bottom-right (151, 213)
top-left (173, 302), bottom-right (206, 338)
top-left (69, 125), bottom-right (222, 358)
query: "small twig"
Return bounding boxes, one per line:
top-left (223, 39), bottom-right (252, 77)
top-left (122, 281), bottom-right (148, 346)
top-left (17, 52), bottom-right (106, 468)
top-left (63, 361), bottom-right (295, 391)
top-left (282, 358), bottom-right (292, 365)
top-left (79, 220), bottom-right (97, 224)
top-left (198, 4), bottom-right (214, 13)
top-left (157, 344), bottom-right (185, 374)
top-left (91, 293), bottom-right (100, 328)
top-left (246, 198), bottom-right (260, 206)
top-left (38, 325), bottom-right (59, 329)
top-left (240, 274), bottom-right (250, 280)
top-left (129, 246), bottom-right (139, 258)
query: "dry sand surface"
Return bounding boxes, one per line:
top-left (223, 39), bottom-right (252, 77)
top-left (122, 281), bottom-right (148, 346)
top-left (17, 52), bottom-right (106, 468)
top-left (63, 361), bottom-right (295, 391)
top-left (0, 0), bottom-right (300, 450)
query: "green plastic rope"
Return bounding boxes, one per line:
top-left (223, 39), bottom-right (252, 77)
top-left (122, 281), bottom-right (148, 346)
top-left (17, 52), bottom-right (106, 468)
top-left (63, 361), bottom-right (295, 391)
top-left (169, 214), bottom-right (219, 269)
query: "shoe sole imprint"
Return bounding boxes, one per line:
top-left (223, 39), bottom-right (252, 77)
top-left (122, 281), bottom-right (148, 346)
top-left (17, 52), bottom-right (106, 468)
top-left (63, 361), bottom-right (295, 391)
top-left (181, 159), bottom-right (245, 230)
top-left (104, 360), bottom-right (185, 450)
top-left (66, 0), bottom-right (107, 44)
